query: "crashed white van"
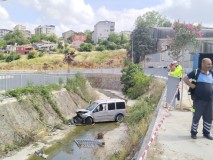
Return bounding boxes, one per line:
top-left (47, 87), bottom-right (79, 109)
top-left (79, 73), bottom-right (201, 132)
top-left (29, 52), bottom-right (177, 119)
top-left (72, 99), bottom-right (126, 124)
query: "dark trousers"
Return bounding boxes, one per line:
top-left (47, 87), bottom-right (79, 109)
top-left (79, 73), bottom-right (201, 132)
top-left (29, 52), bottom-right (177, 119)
top-left (176, 89), bottom-right (180, 101)
top-left (191, 99), bottom-right (212, 135)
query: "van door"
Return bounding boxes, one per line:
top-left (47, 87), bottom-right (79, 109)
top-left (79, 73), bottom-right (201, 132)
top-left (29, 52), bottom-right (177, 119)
top-left (93, 103), bottom-right (107, 122)
top-left (115, 102), bottom-right (126, 116)
top-left (105, 102), bottom-right (116, 121)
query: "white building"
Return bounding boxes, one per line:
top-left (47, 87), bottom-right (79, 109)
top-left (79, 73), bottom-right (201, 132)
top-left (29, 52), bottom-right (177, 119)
top-left (92, 21), bottom-right (115, 44)
top-left (35, 25), bottom-right (55, 35)
top-left (0, 29), bottom-right (12, 39)
top-left (14, 25), bottom-right (26, 31)
top-left (14, 25), bottom-right (31, 38)
top-left (119, 31), bottom-right (131, 39)
top-left (62, 30), bottom-right (75, 43)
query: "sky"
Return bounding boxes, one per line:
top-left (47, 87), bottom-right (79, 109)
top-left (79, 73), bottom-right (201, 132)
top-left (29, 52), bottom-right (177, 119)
top-left (0, 0), bottom-right (212, 37)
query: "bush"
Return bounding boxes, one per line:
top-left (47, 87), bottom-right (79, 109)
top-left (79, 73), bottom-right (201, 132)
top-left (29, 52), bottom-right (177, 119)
top-left (27, 50), bottom-right (40, 59)
top-left (5, 52), bottom-right (21, 62)
top-left (96, 45), bottom-right (106, 51)
top-left (120, 61), bottom-right (152, 99)
top-left (79, 43), bottom-right (93, 52)
top-left (126, 81), bottom-right (164, 125)
top-left (65, 73), bottom-right (92, 102)
top-left (108, 42), bottom-right (117, 50)
top-left (0, 54), bottom-right (7, 60)
top-left (39, 52), bottom-right (44, 57)
top-left (126, 71), bottom-right (152, 99)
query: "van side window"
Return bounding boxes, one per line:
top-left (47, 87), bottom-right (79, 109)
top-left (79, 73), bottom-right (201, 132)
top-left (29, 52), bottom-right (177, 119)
top-left (116, 102), bottom-right (125, 109)
top-left (108, 103), bottom-right (115, 110)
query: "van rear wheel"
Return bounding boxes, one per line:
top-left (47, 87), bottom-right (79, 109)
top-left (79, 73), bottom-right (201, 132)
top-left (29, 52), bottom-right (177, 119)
top-left (115, 114), bottom-right (124, 122)
top-left (85, 117), bottom-right (93, 124)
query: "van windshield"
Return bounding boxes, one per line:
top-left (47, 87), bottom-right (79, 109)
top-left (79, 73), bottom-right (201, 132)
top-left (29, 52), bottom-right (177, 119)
top-left (87, 102), bottom-right (98, 111)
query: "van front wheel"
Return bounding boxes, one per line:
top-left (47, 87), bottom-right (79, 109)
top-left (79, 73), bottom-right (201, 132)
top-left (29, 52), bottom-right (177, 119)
top-left (85, 117), bottom-right (93, 124)
top-left (115, 114), bottom-right (124, 122)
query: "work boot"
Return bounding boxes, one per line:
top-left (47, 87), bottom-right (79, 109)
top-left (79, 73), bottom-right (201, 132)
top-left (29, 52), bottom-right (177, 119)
top-left (191, 134), bottom-right (197, 139)
top-left (204, 134), bottom-right (213, 140)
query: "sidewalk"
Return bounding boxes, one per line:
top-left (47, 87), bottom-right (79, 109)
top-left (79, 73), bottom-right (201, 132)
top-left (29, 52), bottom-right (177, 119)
top-left (145, 83), bottom-right (213, 160)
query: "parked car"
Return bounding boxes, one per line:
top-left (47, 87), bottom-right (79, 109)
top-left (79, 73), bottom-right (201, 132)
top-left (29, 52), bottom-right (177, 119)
top-left (71, 99), bottom-right (126, 125)
top-left (148, 66), bottom-right (154, 68)
top-left (157, 65), bottom-right (168, 69)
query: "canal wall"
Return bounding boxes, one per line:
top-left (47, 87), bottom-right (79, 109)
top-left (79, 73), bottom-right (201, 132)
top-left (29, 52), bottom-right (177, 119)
top-left (0, 82), bottom-right (97, 153)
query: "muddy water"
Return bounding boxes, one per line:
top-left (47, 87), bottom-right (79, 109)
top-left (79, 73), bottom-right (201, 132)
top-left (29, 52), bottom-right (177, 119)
top-left (47, 122), bottom-right (118, 160)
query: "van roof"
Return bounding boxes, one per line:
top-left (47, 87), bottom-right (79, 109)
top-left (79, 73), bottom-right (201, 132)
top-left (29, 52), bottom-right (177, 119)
top-left (94, 99), bottom-right (125, 104)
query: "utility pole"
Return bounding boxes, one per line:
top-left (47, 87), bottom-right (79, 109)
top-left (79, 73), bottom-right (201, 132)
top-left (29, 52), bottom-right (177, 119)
top-left (131, 39), bottom-right (133, 63)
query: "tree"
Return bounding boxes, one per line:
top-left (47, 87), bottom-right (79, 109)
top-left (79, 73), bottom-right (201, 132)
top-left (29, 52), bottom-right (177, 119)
top-left (131, 23), bottom-right (155, 63)
top-left (4, 30), bottom-right (29, 45)
top-left (30, 34), bottom-right (41, 43)
top-left (167, 21), bottom-right (202, 60)
top-left (120, 34), bottom-right (129, 44)
top-left (131, 11), bottom-right (172, 63)
top-left (136, 11), bottom-right (172, 27)
top-left (84, 30), bottom-right (93, 43)
top-left (0, 39), bottom-right (6, 49)
top-left (67, 36), bottom-right (72, 44)
top-left (63, 48), bottom-right (76, 73)
top-left (58, 41), bottom-right (64, 49)
top-left (108, 33), bottom-right (121, 44)
top-left (47, 34), bottom-right (58, 43)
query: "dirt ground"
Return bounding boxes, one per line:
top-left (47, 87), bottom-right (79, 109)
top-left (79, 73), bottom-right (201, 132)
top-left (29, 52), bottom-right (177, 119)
top-left (94, 122), bottom-right (129, 160)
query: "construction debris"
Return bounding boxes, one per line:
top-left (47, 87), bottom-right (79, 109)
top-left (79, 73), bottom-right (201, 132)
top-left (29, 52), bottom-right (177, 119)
top-left (35, 150), bottom-right (48, 159)
top-left (74, 139), bottom-right (105, 148)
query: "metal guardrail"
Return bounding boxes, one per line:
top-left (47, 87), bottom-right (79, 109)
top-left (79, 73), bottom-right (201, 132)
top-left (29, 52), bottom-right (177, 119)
top-left (0, 68), bottom-right (171, 93)
top-left (0, 68), bottom-right (122, 93)
top-left (0, 73), bottom-right (74, 92)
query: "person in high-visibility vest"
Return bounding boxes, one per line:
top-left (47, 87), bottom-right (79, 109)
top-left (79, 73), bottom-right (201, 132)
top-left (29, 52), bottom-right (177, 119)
top-left (169, 61), bottom-right (183, 101)
top-left (169, 61), bottom-right (183, 78)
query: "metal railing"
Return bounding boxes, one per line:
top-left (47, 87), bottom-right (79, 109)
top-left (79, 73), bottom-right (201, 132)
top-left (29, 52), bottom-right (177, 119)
top-left (0, 73), bottom-right (74, 92)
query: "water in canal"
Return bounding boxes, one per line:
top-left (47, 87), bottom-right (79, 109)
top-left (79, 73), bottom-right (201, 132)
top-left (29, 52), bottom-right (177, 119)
top-left (47, 122), bottom-right (118, 160)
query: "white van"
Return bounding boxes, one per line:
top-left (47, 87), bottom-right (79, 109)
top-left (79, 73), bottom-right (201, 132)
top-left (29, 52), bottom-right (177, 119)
top-left (72, 99), bottom-right (126, 124)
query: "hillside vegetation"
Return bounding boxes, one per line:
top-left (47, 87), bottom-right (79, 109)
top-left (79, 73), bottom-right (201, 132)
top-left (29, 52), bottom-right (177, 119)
top-left (0, 49), bottom-right (127, 70)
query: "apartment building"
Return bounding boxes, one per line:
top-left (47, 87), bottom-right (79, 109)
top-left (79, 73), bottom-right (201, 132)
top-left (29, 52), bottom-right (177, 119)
top-left (92, 21), bottom-right (115, 44)
top-left (62, 30), bottom-right (75, 43)
top-left (14, 25), bottom-right (26, 31)
top-left (14, 25), bottom-right (31, 38)
top-left (35, 25), bottom-right (55, 35)
top-left (0, 29), bottom-right (12, 39)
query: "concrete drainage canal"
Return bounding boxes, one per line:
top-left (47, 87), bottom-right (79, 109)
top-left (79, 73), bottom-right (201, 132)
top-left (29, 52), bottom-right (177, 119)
top-left (43, 123), bottom-right (118, 160)
top-left (35, 89), bottom-right (125, 160)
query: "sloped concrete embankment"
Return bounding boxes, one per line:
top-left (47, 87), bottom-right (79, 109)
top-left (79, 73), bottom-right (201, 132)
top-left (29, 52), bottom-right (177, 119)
top-left (86, 74), bottom-right (122, 91)
top-left (0, 83), bottom-right (97, 153)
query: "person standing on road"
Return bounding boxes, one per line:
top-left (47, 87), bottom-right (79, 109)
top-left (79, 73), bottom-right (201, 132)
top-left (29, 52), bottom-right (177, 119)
top-left (183, 58), bottom-right (213, 140)
top-left (169, 61), bottom-right (183, 78)
top-left (169, 61), bottom-right (183, 101)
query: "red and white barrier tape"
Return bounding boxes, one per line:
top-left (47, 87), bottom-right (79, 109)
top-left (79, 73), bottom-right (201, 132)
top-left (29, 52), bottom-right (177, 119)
top-left (139, 87), bottom-right (179, 160)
